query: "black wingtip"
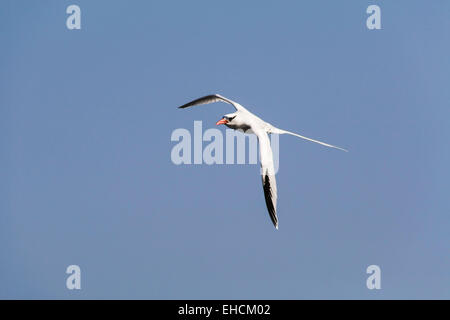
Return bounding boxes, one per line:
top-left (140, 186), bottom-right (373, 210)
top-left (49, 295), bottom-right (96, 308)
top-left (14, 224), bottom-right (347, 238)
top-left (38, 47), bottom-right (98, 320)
top-left (263, 173), bottom-right (278, 229)
top-left (177, 94), bottom-right (224, 110)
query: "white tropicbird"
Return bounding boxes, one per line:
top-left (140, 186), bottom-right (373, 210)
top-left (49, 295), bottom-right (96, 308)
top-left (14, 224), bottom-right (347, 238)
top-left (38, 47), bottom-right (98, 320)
top-left (179, 94), bottom-right (347, 229)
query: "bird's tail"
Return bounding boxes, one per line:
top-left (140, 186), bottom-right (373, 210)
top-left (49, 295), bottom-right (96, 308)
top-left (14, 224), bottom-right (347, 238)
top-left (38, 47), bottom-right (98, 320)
top-left (270, 127), bottom-right (348, 152)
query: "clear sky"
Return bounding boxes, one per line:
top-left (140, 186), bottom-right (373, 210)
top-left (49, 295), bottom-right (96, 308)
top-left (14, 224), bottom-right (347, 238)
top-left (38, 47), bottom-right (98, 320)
top-left (1, 0), bottom-right (449, 299)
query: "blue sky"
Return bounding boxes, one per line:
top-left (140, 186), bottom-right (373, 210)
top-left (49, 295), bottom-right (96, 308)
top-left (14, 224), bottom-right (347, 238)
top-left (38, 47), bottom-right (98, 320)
top-left (1, 0), bottom-right (449, 299)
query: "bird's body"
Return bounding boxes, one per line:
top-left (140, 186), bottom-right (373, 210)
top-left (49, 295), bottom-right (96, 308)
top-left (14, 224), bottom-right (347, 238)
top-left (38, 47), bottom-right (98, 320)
top-left (178, 94), bottom-right (347, 229)
top-left (222, 110), bottom-right (255, 133)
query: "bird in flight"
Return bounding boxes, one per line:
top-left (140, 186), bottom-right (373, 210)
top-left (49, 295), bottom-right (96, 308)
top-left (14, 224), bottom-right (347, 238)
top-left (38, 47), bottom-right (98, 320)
top-left (178, 94), bottom-right (347, 229)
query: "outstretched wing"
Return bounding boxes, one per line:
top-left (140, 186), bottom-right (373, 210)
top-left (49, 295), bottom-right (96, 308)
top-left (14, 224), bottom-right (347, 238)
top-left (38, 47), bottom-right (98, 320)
top-left (255, 130), bottom-right (278, 229)
top-left (178, 94), bottom-right (247, 111)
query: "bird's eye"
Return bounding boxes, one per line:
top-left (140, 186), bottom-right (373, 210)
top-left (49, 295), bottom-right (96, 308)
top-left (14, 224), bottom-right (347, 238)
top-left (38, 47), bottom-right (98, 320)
top-left (228, 115), bottom-right (236, 121)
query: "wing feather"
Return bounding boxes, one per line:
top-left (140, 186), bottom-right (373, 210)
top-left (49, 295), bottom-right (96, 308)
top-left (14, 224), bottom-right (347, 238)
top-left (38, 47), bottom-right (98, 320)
top-left (256, 130), bottom-right (278, 229)
top-left (178, 94), bottom-right (246, 111)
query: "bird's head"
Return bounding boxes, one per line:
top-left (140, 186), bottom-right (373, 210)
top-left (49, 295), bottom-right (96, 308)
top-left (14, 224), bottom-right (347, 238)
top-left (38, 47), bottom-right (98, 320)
top-left (216, 113), bottom-right (237, 126)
